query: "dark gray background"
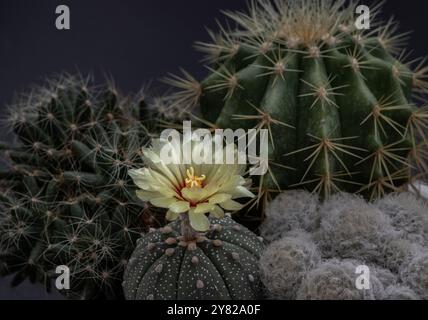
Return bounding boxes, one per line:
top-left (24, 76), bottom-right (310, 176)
top-left (0, 0), bottom-right (427, 299)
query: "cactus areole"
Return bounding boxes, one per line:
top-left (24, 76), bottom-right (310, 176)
top-left (123, 216), bottom-right (264, 300)
top-left (165, 0), bottom-right (428, 201)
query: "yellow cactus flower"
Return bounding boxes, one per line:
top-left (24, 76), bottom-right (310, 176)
top-left (129, 138), bottom-right (255, 232)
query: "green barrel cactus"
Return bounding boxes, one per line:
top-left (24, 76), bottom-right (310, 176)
top-left (0, 75), bottom-right (154, 299)
top-left (123, 215), bottom-right (264, 300)
top-left (165, 0), bottom-right (428, 200)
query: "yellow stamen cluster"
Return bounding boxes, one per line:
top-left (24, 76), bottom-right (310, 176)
top-left (185, 167), bottom-right (206, 189)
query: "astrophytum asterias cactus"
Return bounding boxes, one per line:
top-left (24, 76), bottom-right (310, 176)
top-left (123, 216), bottom-right (264, 300)
top-left (165, 0), bottom-right (428, 200)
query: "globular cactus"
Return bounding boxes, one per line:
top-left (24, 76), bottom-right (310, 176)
top-left (260, 190), bottom-right (320, 242)
top-left (400, 253), bottom-right (428, 300)
top-left (376, 192), bottom-right (428, 245)
top-left (317, 193), bottom-right (394, 264)
top-left (259, 191), bottom-right (428, 300)
top-left (383, 285), bottom-right (420, 300)
top-left (259, 231), bottom-right (321, 299)
top-left (0, 75), bottom-right (154, 299)
top-left (296, 259), bottom-right (384, 300)
top-left (123, 216), bottom-right (264, 300)
top-left (165, 0), bottom-right (428, 201)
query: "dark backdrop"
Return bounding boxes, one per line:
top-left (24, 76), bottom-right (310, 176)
top-left (0, 0), bottom-right (427, 299)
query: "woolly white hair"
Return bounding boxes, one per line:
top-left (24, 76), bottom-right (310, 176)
top-left (297, 259), bottom-right (384, 300)
top-left (375, 192), bottom-right (428, 246)
top-left (383, 285), bottom-right (420, 300)
top-left (316, 193), bottom-right (395, 264)
top-left (260, 190), bottom-right (319, 242)
top-left (259, 231), bottom-right (321, 299)
top-left (400, 252), bottom-right (428, 299)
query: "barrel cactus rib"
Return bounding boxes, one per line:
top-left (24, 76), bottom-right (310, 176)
top-left (164, 0), bottom-right (428, 201)
top-left (123, 217), bottom-right (264, 300)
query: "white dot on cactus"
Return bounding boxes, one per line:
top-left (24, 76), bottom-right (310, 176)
top-left (248, 275), bottom-right (255, 283)
top-left (231, 252), bottom-right (240, 261)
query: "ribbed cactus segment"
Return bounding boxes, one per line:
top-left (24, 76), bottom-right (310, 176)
top-left (0, 75), bottom-right (152, 299)
top-left (123, 216), bottom-right (264, 300)
top-left (165, 0), bottom-right (428, 201)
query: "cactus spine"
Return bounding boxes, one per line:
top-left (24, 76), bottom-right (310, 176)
top-left (0, 75), bottom-right (153, 299)
top-left (165, 0), bottom-right (428, 201)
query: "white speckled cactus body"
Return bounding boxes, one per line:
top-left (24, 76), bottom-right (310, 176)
top-left (123, 216), bottom-right (264, 300)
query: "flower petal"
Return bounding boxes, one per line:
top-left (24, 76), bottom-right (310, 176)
top-left (220, 199), bottom-right (243, 211)
top-left (181, 187), bottom-right (209, 203)
top-left (151, 197), bottom-right (178, 209)
top-left (189, 210), bottom-right (210, 232)
top-left (169, 201), bottom-right (190, 214)
top-left (208, 193), bottom-right (232, 204)
top-left (166, 210), bottom-right (180, 221)
top-left (231, 186), bottom-right (256, 199)
top-left (195, 203), bottom-right (215, 215)
top-left (136, 190), bottom-right (163, 202)
top-left (210, 205), bottom-right (225, 219)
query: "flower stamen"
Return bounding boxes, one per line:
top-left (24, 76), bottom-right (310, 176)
top-left (185, 167), bottom-right (206, 188)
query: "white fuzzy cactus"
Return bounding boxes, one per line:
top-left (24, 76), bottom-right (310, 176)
top-left (260, 191), bottom-right (428, 300)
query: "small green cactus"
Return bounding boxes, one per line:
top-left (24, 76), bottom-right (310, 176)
top-left (123, 215), bottom-right (264, 300)
top-left (0, 75), bottom-right (154, 299)
top-left (165, 0), bottom-right (428, 201)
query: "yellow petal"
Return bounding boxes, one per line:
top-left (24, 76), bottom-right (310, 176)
top-left (208, 193), bottom-right (232, 204)
top-left (220, 199), bottom-right (243, 211)
top-left (129, 168), bottom-right (151, 190)
top-left (210, 205), bottom-right (225, 219)
top-left (189, 210), bottom-right (210, 232)
top-left (166, 210), bottom-right (180, 221)
top-left (181, 187), bottom-right (209, 203)
top-left (169, 201), bottom-right (190, 214)
top-left (151, 197), bottom-right (178, 209)
top-left (231, 186), bottom-right (256, 199)
top-left (195, 203), bottom-right (215, 215)
top-left (136, 190), bottom-right (163, 202)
